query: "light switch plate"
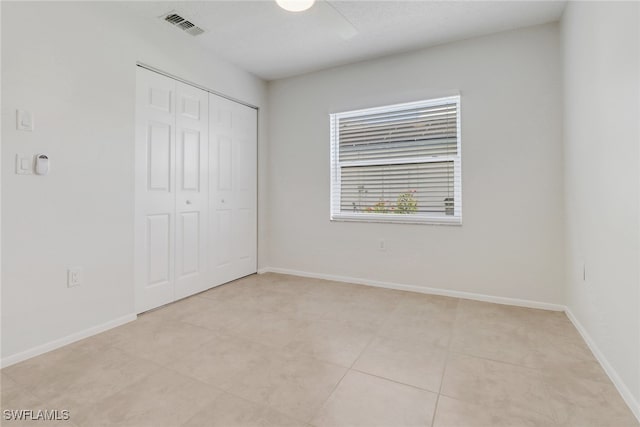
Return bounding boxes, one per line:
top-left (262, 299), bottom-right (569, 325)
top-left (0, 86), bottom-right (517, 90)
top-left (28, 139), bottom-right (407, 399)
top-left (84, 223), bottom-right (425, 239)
top-left (15, 154), bottom-right (32, 175)
top-left (16, 110), bottom-right (34, 131)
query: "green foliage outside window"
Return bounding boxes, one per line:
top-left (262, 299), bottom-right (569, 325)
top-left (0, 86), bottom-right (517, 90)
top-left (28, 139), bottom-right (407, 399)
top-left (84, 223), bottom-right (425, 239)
top-left (363, 190), bottom-right (417, 214)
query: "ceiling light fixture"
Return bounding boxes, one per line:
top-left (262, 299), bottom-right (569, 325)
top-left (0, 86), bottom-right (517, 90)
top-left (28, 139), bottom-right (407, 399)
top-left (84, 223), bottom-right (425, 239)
top-left (276, 0), bottom-right (316, 12)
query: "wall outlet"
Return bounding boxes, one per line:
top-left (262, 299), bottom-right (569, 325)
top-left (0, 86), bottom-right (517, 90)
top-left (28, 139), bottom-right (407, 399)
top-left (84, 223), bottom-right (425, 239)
top-left (67, 267), bottom-right (83, 287)
top-left (378, 239), bottom-right (386, 251)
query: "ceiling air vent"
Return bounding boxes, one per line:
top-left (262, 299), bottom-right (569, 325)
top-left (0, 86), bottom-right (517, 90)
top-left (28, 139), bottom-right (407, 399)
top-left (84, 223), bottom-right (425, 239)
top-left (164, 13), bottom-right (185, 25)
top-left (161, 11), bottom-right (205, 37)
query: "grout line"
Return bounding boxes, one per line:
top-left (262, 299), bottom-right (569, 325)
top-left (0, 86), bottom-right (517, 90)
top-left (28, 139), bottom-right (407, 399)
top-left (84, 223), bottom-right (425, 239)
top-left (306, 364), bottom-right (351, 424)
top-left (443, 347), bottom-right (595, 377)
top-left (437, 308), bottom-right (559, 423)
top-left (348, 368), bottom-right (441, 394)
top-left (346, 299), bottom-right (399, 370)
top-left (348, 334), bottom-right (376, 370)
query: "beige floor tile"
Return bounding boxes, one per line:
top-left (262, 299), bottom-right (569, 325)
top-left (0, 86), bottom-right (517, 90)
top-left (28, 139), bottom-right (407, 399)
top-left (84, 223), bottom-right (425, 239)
top-left (540, 358), bottom-right (611, 384)
top-left (101, 316), bottom-right (217, 366)
top-left (72, 368), bottom-right (220, 427)
top-left (172, 297), bottom-right (256, 334)
top-left (375, 292), bottom-right (456, 346)
top-left (198, 274), bottom-right (312, 302)
top-left (320, 291), bottom-right (400, 329)
top-left (452, 313), bottom-right (600, 375)
top-left (1, 373), bottom-right (41, 414)
top-left (144, 292), bottom-right (256, 328)
top-left (311, 370), bottom-right (437, 427)
top-left (249, 273), bottom-right (319, 296)
top-left (456, 299), bottom-right (574, 337)
top-left (303, 280), bottom-right (372, 299)
top-left (232, 310), bottom-right (314, 348)
top-left (284, 318), bottom-right (376, 367)
top-left (394, 293), bottom-right (459, 323)
top-left (197, 283), bottom-right (253, 302)
top-left (181, 392), bottom-right (305, 427)
top-left (450, 320), bottom-right (538, 367)
top-left (230, 290), bottom-right (315, 317)
top-left (440, 353), bottom-right (553, 418)
top-left (269, 292), bottom-right (341, 320)
top-left (456, 299), bottom-right (554, 323)
top-left (228, 352), bottom-right (347, 422)
top-left (2, 373), bottom-right (38, 407)
top-left (433, 395), bottom-right (556, 427)
top-left (544, 375), bottom-right (639, 426)
top-left (7, 346), bottom-right (160, 408)
top-left (353, 335), bottom-right (448, 392)
top-left (536, 315), bottom-right (583, 340)
top-left (142, 294), bottom-right (225, 322)
top-left (378, 314), bottom-right (454, 348)
top-left (3, 338), bottom-right (105, 385)
top-left (1, 374), bottom-right (78, 427)
top-left (342, 284), bottom-right (406, 303)
top-left (527, 329), bottom-right (598, 369)
top-left (168, 334), bottom-right (276, 390)
top-left (322, 305), bottom-right (394, 330)
top-left (200, 282), bottom-right (301, 314)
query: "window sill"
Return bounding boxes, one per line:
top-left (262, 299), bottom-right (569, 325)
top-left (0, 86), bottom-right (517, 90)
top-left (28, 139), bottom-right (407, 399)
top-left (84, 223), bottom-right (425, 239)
top-left (330, 213), bottom-right (462, 226)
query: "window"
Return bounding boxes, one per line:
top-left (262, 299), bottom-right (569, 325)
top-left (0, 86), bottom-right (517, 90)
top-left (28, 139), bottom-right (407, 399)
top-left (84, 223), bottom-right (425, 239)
top-left (330, 96), bottom-right (461, 224)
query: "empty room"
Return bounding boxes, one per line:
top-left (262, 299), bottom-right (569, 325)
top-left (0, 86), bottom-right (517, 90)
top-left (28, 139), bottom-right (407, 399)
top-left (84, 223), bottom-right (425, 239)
top-left (1, 0), bottom-right (639, 426)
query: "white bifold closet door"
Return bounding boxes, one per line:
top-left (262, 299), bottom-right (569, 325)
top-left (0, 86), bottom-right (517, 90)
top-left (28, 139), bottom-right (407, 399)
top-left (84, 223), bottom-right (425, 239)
top-left (135, 67), bottom-right (209, 313)
top-left (135, 67), bottom-right (257, 314)
top-left (209, 95), bottom-right (257, 285)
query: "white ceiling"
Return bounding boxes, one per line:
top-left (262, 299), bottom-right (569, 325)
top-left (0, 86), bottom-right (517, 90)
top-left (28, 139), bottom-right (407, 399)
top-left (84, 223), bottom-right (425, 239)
top-left (125, 1), bottom-right (567, 80)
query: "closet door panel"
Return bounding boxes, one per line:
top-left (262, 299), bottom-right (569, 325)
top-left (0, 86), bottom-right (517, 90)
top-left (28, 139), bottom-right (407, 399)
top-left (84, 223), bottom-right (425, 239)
top-left (209, 95), bottom-right (257, 285)
top-left (232, 109), bottom-right (257, 275)
top-left (135, 67), bottom-right (176, 313)
top-left (215, 209), bottom-right (233, 267)
top-left (174, 81), bottom-right (209, 300)
top-left (146, 214), bottom-right (171, 286)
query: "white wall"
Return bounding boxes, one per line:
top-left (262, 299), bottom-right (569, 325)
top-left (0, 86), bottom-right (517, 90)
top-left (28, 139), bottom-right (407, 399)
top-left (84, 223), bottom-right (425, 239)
top-left (562, 0), bottom-right (640, 413)
top-left (1, 1), bottom-right (268, 361)
top-left (267, 23), bottom-right (564, 305)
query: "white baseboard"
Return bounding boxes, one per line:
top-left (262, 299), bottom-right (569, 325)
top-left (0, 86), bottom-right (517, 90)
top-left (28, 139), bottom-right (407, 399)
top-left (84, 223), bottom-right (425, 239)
top-left (1, 313), bottom-right (137, 369)
top-left (565, 308), bottom-right (640, 423)
top-left (258, 267), bottom-right (565, 311)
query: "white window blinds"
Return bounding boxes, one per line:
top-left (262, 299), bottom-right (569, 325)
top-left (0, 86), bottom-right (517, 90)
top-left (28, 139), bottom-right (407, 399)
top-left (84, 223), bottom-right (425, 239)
top-left (330, 96), bottom-right (461, 224)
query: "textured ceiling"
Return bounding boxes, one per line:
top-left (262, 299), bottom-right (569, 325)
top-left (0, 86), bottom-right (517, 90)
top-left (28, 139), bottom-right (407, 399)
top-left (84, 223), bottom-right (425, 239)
top-left (124, 1), bottom-right (566, 80)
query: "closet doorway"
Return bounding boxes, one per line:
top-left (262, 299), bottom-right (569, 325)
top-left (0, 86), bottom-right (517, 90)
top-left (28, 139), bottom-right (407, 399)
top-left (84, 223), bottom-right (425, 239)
top-left (134, 66), bottom-right (257, 313)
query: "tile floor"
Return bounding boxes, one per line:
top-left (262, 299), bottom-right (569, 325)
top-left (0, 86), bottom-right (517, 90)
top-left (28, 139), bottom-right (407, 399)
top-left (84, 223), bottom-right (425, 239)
top-left (1, 273), bottom-right (638, 427)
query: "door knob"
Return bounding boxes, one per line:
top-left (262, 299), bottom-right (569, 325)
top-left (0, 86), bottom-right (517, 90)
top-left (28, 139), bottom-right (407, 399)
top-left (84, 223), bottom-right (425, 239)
top-left (221, 199), bottom-right (225, 203)
top-left (186, 200), bottom-right (192, 205)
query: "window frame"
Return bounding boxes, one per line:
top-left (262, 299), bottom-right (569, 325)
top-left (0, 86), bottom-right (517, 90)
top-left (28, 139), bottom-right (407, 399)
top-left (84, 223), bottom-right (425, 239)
top-left (330, 95), bottom-right (462, 225)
